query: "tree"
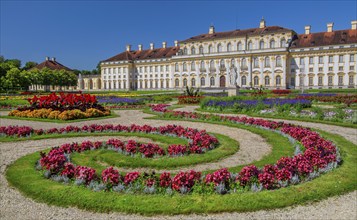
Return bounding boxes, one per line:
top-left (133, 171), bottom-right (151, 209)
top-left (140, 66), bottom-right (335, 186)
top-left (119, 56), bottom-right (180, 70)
top-left (4, 67), bottom-right (21, 89)
top-left (23, 61), bottom-right (38, 70)
top-left (5, 59), bottom-right (21, 69)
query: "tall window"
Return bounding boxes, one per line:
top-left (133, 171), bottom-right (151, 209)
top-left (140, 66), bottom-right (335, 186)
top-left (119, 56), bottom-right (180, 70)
top-left (191, 47), bottom-right (196, 55)
top-left (191, 78), bottom-right (196, 87)
top-left (338, 76), bottom-right (343, 85)
top-left (319, 56), bottom-right (323, 64)
top-left (265, 57), bottom-right (270, 67)
top-left (241, 76), bottom-right (246, 85)
top-left (248, 41), bottom-right (253, 50)
top-left (220, 59), bottom-right (225, 68)
top-left (300, 58), bottom-right (305, 65)
top-left (265, 76), bottom-right (270, 85)
top-left (183, 47), bottom-right (187, 55)
top-left (270, 40), bottom-right (275, 48)
top-left (210, 60), bottom-right (215, 70)
top-left (210, 77), bottom-right (215, 86)
top-left (309, 57), bottom-right (314, 64)
top-left (227, 43), bottom-right (232, 52)
top-left (183, 62), bottom-right (187, 71)
top-left (281, 38), bottom-right (286, 47)
top-left (328, 76), bottom-right (333, 85)
top-left (254, 76), bottom-right (259, 86)
top-left (349, 75), bottom-right (354, 85)
top-left (237, 42), bottom-right (242, 51)
top-left (175, 63), bottom-right (179, 72)
top-left (329, 55), bottom-right (334, 63)
top-left (339, 55), bottom-right (344, 63)
top-left (350, 54), bottom-right (355, 62)
top-left (259, 40), bottom-right (264, 49)
top-left (175, 79), bottom-right (179, 87)
top-left (254, 57), bottom-right (259, 68)
top-left (183, 78), bottom-right (187, 87)
top-left (201, 77), bottom-right (205, 86)
top-left (199, 46), bottom-right (204, 54)
top-left (309, 77), bottom-right (313, 86)
top-left (318, 76), bottom-right (323, 86)
top-left (200, 61), bottom-right (205, 70)
top-left (217, 44), bottom-right (222, 53)
top-left (276, 56), bottom-right (282, 67)
top-left (191, 61), bottom-right (195, 71)
top-left (209, 45), bottom-right (213, 53)
top-left (242, 58), bottom-right (247, 68)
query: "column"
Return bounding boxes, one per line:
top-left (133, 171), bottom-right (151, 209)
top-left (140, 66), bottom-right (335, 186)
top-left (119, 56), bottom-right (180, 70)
top-left (271, 56), bottom-right (276, 87)
top-left (282, 56), bottom-right (287, 88)
top-left (259, 57), bottom-right (264, 86)
top-left (247, 57), bottom-right (252, 87)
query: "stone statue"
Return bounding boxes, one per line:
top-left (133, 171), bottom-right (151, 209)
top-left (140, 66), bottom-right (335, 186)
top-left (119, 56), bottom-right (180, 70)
top-left (229, 65), bottom-right (237, 87)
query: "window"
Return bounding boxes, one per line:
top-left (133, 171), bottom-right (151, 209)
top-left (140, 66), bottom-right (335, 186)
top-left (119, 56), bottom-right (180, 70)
top-left (191, 61), bottom-right (195, 71)
top-left (300, 58), bottom-right (305, 65)
top-left (254, 76), bottom-right (259, 86)
top-left (210, 77), bottom-right (215, 86)
top-left (291, 77), bottom-right (295, 86)
top-left (201, 77), bottom-right (205, 86)
top-left (160, 66), bottom-right (163, 72)
top-left (329, 55), bottom-right (333, 63)
top-left (265, 76), bottom-right (270, 85)
top-left (339, 55), bottom-right (344, 63)
top-left (319, 56), bottom-right (323, 64)
top-left (265, 57), bottom-right (270, 67)
top-left (220, 59), bottom-right (225, 68)
top-left (237, 42), bottom-right (243, 51)
top-left (209, 45), bottom-right (213, 53)
top-left (309, 68), bottom-right (313, 72)
top-left (318, 67), bottom-right (323, 72)
top-left (339, 66), bottom-right (344, 71)
top-left (338, 76), bottom-right (343, 85)
top-left (276, 56), bottom-right (282, 67)
top-left (329, 67), bottom-right (333, 71)
top-left (248, 41), bottom-right (253, 50)
top-left (254, 57), bottom-right (259, 68)
top-left (191, 47), bottom-right (196, 55)
top-left (276, 75), bottom-right (281, 86)
top-left (328, 76), bottom-right (333, 85)
top-left (309, 57), bottom-right (314, 64)
top-left (166, 65), bottom-right (169, 71)
top-left (183, 78), bottom-right (187, 87)
top-left (210, 60), bottom-right (215, 71)
top-left (149, 66), bottom-right (152, 72)
top-left (217, 44), bottom-right (222, 53)
top-left (309, 77), bottom-right (313, 86)
top-left (227, 43), bottom-right (232, 52)
top-left (349, 75), bottom-right (354, 85)
top-left (350, 54), bottom-right (355, 62)
top-left (175, 63), bottom-right (179, 72)
top-left (199, 46), bottom-right (204, 54)
top-left (183, 47), bottom-right (187, 55)
top-left (241, 58), bottom-right (247, 68)
top-left (259, 40), bottom-right (264, 49)
top-left (350, 66), bottom-right (355, 71)
top-left (241, 76), bottom-right (246, 85)
top-left (175, 79), bottom-right (179, 87)
top-left (318, 76), bottom-right (323, 86)
top-left (183, 62), bottom-right (187, 71)
top-left (270, 40), bottom-right (275, 48)
top-left (191, 78), bottom-right (196, 87)
top-left (281, 38), bottom-right (286, 47)
top-left (155, 66), bottom-right (158, 72)
top-left (200, 61), bottom-right (205, 70)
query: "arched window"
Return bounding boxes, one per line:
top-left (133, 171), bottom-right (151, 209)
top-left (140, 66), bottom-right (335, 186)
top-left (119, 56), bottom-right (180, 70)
top-left (265, 76), bottom-right (270, 85)
top-left (237, 42), bottom-right (242, 51)
top-left (191, 47), bottom-right (196, 55)
top-left (265, 57), bottom-right (270, 67)
top-left (241, 76), bottom-right (247, 85)
top-left (254, 76), bottom-right (259, 86)
top-left (210, 77), bottom-right (215, 86)
top-left (183, 62), bottom-right (187, 71)
top-left (281, 38), bottom-right (286, 47)
top-left (210, 60), bottom-right (215, 71)
top-left (254, 57), bottom-right (259, 68)
top-left (259, 40), bottom-right (264, 49)
top-left (183, 78), bottom-right (187, 87)
top-left (248, 41), bottom-right (253, 50)
top-left (199, 46), bottom-right (204, 54)
top-left (201, 77), bottom-right (205, 86)
top-left (227, 43), bottom-right (232, 52)
top-left (209, 45), bottom-right (213, 53)
top-left (183, 47), bottom-right (187, 55)
top-left (270, 40), bottom-right (275, 48)
top-left (175, 63), bottom-right (179, 72)
top-left (241, 58), bottom-right (247, 68)
top-left (217, 44), bottom-right (222, 53)
top-left (191, 78), bottom-right (196, 86)
top-left (191, 61), bottom-right (196, 71)
top-left (231, 58), bottom-right (235, 66)
top-left (276, 56), bottom-right (282, 67)
top-left (200, 61), bottom-right (205, 69)
top-left (220, 59), bottom-right (225, 68)
top-left (175, 79), bottom-right (179, 87)
top-left (276, 75), bottom-right (281, 85)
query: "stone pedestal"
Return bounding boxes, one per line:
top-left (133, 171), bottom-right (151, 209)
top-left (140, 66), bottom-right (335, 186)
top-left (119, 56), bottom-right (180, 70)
top-left (227, 86), bottom-right (239, 96)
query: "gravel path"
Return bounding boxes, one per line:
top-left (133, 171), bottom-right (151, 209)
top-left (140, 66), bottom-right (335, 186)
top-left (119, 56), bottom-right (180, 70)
top-left (0, 109), bottom-right (356, 220)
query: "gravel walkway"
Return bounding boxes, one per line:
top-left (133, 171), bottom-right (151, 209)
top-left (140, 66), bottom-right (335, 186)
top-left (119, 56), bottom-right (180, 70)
top-left (0, 109), bottom-right (356, 219)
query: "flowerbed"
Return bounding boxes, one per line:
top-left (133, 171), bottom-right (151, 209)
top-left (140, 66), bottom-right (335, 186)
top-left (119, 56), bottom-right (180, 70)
top-left (297, 94), bottom-right (357, 105)
top-left (97, 96), bottom-right (145, 106)
top-left (8, 92), bottom-right (111, 120)
top-left (178, 96), bottom-right (203, 104)
top-left (272, 89), bottom-right (292, 95)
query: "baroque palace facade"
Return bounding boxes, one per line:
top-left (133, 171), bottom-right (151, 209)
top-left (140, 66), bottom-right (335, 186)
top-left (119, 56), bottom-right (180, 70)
top-left (100, 19), bottom-right (357, 91)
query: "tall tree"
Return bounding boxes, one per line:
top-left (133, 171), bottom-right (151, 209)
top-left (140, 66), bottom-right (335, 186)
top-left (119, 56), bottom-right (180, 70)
top-left (23, 61), bottom-right (38, 70)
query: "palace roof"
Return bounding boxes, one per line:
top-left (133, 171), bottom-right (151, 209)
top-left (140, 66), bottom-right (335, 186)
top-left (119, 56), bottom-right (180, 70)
top-left (290, 29), bottom-right (357, 48)
top-left (180, 26), bottom-right (293, 43)
top-left (32, 58), bottom-right (72, 71)
top-left (102, 47), bottom-right (180, 62)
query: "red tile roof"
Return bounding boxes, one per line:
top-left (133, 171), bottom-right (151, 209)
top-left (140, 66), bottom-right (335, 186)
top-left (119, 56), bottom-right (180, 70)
top-left (180, 26), bottom-right (292, 43)
top-left (32, 59), bottom-right (72, 71)
top-left (290, 29), bottom-right (357, 48)
top-left (103, 47), bottom-right (180, 62)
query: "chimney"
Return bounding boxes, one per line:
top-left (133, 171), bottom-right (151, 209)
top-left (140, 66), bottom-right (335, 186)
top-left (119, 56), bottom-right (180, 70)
top-left (174, 40), bottom-right (178, 47)
top-left (209, 25), bottom-right (215, 34)
top-left (305, 25), bottom-right (311, 34)
top-left (259, 17), bottom-right (266, 28)
top-left (352, 20), bottom-right (357, 30)
top-left (327, 23), bottom-right (333, 32)
top-left (126, 44), bottom-right (131, 51)
top-left (51, 57), bottom-right (56, 62)
top-left (138, 44), bottom-right (143, 51)
top-left (150, 43), bottom-right (154, 50)
top-left (45, 56), bottom-right (49, 61)
top-left (162, 41), bottom-right (167, 48)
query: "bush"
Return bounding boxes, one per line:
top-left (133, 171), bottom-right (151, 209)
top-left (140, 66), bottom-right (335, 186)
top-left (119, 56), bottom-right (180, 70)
top-left (178, 96), bottom-right (203, 104)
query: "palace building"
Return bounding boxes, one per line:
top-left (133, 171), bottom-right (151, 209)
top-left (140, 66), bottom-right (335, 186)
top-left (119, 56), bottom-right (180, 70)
top-left (100, 19), bottom-right (357, 91)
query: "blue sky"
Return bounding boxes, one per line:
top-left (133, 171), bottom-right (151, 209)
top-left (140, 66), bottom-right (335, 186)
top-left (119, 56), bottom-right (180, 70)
top-left (1, 0), bottom-right (356, 70)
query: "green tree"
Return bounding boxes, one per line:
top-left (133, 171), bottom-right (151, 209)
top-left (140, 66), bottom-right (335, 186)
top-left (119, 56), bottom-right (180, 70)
top-left (23, 61), bottom-right (38, 70)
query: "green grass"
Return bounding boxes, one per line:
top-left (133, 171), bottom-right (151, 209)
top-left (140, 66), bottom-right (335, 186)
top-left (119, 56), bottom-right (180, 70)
top-left (87, 90), bottom-right (180, 95)
top-left (0, 99), bottom-right (28, 106)
top-left (6, 126), bottom-right (356, 215)
top-left (0, 112), bottom-right (119, 123)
